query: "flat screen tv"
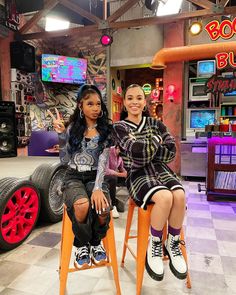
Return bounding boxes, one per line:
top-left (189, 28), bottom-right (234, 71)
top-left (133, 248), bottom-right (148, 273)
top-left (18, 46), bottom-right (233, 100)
top-left (197, 60), bottom-right (216, 78)
top-left (190, 109), bottom-right (216, 128)
top-left (41, 54), bottom-right (87, 84)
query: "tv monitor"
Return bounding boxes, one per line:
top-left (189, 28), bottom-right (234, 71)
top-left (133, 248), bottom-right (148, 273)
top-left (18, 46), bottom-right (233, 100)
top-left (41, 54), bottom-right (87, 84)
top-left (190, 109), bottom-right (216, 129)
top-left (197, 60), bottom-right (216, 78)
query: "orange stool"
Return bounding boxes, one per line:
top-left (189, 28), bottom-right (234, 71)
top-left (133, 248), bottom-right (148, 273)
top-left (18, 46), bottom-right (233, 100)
top-left (121, 199), bottom-right (191, 295)
top-left (59, 206), bottom-right (121, 295)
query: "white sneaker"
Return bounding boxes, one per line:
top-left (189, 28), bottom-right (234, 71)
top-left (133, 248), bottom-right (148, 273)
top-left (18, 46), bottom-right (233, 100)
top-left (112, 206), bottom-right (120, 218)
top-left (164, 233), bottom-right (187, 280)
top-left (145, 235), bottom-right (164, 281)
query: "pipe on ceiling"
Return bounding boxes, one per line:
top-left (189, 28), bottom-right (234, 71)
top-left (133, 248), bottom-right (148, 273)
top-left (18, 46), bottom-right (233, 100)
top-left (151, 41), bottom-right (236, 69)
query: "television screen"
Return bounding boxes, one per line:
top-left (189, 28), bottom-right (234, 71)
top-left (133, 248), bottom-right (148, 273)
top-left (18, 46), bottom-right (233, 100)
top-left (197, 60), bottom-right (216, 77)
top-left (41, 54), bottom-right (87, 84)
top-left (190, 109), bottom-right (215, 128)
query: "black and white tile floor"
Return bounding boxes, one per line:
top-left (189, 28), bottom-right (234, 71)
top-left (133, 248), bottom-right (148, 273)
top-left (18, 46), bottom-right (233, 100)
top-left (0, 159), bottom-right (236, 294)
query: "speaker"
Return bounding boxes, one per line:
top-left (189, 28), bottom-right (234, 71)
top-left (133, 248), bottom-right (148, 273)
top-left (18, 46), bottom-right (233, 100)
top-left (0, 101), bottom-right (17, 158)
top-left (10, 41), bottom-right (35, 73)
top-left (15, 0), bottom-right (44, 14)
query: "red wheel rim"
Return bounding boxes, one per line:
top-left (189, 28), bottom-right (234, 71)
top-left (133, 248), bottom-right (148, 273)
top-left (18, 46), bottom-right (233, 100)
top-left (1, 186), bottom-right (39, 244)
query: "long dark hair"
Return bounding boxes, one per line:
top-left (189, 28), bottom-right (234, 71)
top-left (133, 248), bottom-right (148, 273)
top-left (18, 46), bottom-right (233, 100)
top-left (120, 84), bottom-right (150, 120)
top-left (68, 84), bottom-right (112, 153)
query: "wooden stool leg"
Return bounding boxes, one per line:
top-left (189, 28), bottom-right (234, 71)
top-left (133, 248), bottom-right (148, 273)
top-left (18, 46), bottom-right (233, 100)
top-left (180, 229), bottom-right (192, 289)
top-left (121, 199), bottom-right (135, 266)
top-left (136, 207), bottom-right (151, 295)
top-left (106, 217), bottom-right (121, 295)
top-left (59, 209), bottom-right (74, 295)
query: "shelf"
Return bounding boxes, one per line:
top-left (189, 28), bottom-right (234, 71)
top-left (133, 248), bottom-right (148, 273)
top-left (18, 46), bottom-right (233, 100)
top-left (207, 191), bottom-right (236, 201)
top-left (188, 101), bottom-right (210, 108)
top-left (207, 137), bottom-right (236, 201)
top-left (220, 115), bottom-right (236, 118)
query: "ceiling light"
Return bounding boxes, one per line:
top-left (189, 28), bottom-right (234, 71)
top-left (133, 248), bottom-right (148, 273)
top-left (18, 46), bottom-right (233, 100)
top-left (156, 0), bottom-right (183, 16)
top-left (45, 17), bottom-right (70, 32)
top-left (189, 21), bottom-right (202, 36)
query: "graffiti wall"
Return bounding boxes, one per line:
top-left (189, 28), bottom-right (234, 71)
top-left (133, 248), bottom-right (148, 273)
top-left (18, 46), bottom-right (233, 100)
top-left (30, 45), bottom-right (107, 131)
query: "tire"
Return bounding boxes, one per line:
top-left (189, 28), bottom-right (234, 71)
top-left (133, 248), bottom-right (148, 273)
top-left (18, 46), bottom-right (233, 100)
top-left (30, 163), bottom-right (67, 223)
top-left (0, 177), bottom-right (40, 250)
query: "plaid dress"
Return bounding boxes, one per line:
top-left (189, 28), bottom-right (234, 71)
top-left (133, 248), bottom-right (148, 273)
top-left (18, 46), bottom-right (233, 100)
top-left (112, 116), bottom-right (184, 209)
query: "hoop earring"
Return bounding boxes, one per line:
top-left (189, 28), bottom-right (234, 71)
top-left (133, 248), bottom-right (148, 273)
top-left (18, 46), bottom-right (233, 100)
top-left (98, 110), bottom-right (103, 118)
top-left (79, 109), bottom-right (84, 118)
top-left (123, 106), bottom-right (127, 112)
top-left (143, 106), bottom-right (147, 112)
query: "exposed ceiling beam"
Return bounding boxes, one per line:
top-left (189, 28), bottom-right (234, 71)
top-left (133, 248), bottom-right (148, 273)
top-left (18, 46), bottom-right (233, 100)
top-left (17, 24), bottom-right (98, 40)
top-left (19, 0), bottom-right (59, 34)
top-left (186, 0), bottom-right (214, 9)
top-left (107, 0), bottom-right (140, 23)
top-left (17, 5), bottom-right (236, 40)
top-left (219, 0), bottom-right (230, 7)
top-left (110, 6), bottom-right (236, 29)
top-left (59, 0), bottom-right (101, 24)
top-left (103, 0), bottom-right (108, 20)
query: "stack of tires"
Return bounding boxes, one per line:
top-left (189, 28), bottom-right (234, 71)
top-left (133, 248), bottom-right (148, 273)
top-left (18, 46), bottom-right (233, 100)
top-left (0, 163), bottom-right (67, 250)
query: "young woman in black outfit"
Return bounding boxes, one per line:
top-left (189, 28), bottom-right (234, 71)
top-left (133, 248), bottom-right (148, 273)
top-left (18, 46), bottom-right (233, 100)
top-left (49, 84), bottom-right (112, 269)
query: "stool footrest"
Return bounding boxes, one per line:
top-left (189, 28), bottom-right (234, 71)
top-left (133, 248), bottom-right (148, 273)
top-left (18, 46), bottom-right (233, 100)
top-left (68, 263), bottom-right (113, 273)
top-left (125, 242), bottom-right (137, 260)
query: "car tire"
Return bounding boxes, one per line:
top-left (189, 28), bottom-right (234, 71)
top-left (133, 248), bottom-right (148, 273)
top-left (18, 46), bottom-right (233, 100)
top-left (0, 177), bottom-right (40, 250)
top-left (30, 163), bottom-right (67, 223)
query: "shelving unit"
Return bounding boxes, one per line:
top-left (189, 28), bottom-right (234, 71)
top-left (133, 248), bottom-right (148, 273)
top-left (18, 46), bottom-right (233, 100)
top-left (220, 102), bottom-right (236, 120)
top-left (207, 136), bottom-right (236, 201)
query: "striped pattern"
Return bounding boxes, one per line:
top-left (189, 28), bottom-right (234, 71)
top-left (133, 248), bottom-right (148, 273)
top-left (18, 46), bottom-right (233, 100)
top-left (112, 117), bottom-right (184, 209)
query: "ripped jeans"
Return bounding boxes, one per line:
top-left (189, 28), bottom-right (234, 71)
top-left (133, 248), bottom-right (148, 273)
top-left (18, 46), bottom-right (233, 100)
top-left (63, 169), bottom-right (111, 248)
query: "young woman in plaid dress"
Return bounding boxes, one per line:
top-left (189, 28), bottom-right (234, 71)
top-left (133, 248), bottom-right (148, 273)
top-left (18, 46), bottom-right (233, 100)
top-left (112, 84), bottom-right (187, 281)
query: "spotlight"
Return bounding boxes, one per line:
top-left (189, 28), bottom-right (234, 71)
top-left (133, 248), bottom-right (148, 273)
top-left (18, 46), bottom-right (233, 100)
top-left (100, 34), bottom-right (113, 46)
top-left (189, 21), bottom-right (202, 36)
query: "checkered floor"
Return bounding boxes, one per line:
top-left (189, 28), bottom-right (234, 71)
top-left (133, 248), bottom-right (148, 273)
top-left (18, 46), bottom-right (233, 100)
top-left (0, 180), bottom-right (236, 295)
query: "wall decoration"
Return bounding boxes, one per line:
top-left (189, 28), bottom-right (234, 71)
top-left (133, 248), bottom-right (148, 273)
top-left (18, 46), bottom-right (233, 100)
top-left (112, 78), bottom-right (116, 90)
top-left (29, 49), bottom-right (107, 131)
top-left (117, 70), bottom-right (120, 80)
top-left (121, 80), bottom-right (124, 90)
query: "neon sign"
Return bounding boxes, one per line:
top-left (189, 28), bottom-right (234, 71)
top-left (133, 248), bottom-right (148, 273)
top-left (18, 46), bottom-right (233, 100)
top-left (205, 17), bottom-right (236, 69)
top-left (205, 18), bottom-right (236, 41)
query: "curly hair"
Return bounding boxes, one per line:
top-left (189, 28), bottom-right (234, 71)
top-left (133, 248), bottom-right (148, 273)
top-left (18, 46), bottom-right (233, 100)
top-left (120, 84), bottom-right (150, 120)
top-left (67, 85), bottom-right (112, 153)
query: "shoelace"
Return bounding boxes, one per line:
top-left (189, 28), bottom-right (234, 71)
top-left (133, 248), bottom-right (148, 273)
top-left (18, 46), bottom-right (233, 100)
top-left (170, 239), bottom-right (185, 257)
top-left (76, 246), bottom-right (89, 259)
top-left (152, 240), bottom-right (163, 258)
top-left (93, 245), bottom-right (106, 255)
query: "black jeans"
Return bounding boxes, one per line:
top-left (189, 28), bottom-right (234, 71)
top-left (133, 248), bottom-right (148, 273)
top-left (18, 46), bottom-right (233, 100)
top-left (63, 169), bottom-right (111, 248)
top-left (104, 175), bottom-right (117, 207)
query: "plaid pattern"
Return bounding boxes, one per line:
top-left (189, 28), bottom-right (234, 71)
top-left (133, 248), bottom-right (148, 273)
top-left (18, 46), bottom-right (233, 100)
top-left (112, 117), bottom-right (183, 209)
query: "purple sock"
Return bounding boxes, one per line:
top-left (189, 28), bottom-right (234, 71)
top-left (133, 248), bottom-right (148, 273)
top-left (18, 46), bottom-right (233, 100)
top-left (151, 226), bottom-right (163, 239)
top-left (168, 225), bottom-right (181, 236)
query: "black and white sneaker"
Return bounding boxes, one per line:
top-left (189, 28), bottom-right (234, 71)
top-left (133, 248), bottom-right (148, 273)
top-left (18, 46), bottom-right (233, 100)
top-left (91, 244), bottom-right (107, 266)
top-left (164, 233), bottom-right (187, 280)
top-left (145, 235), bottom-right (164, 281)
top-left (74, 244), bottom-right (92, 270)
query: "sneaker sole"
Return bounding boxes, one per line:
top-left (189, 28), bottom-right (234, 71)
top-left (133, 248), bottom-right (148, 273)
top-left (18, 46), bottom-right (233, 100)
top-left (163, 245), bottom-right (187, 280)
top-left (145, 255), bottom-right (164, 281)
top-left (74, 260), bottom-right (92, 270)
top-left (112, 215), bottom-right (119, 219)
top-left (91, 258), bottom-right (107, 266)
